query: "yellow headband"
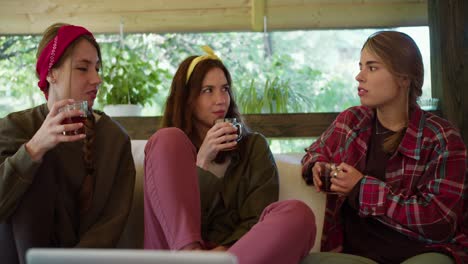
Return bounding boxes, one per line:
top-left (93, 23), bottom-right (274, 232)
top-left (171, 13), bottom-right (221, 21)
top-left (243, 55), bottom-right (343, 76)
top-left (186, 45), bottom-right (221, 84)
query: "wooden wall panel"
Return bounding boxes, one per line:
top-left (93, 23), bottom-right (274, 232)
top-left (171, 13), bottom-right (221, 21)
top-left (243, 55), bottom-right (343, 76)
top-left (1, 0), bottom-right (427, 34)
top-left (2, 0), bottom-right (251, 34)
top-left (267, 2), bottom-right (427, 29)
top-left (113, 110), bottom-right (441, 140)
top-left (3, 0), bottom-right (249, 13)
top-left (113, 113), bottom-right (338, 140)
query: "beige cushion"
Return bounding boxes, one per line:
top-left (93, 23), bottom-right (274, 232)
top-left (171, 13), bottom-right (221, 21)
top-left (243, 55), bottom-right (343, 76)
top-left (275, 153), bottom-right (325, 252)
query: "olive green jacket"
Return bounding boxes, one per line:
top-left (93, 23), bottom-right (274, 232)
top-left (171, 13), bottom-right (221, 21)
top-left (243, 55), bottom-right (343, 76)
top-left (0, 104), bottom-right (135, 264)
top-left (198, 132), bottom-right (279, 245)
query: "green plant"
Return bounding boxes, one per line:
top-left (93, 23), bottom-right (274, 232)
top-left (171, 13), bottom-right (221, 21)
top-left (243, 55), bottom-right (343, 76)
top-left (236, 77), bottom-right (305, 114)
top-left (0, 36), bottom-right (44, 118)
top-left (97, 46), bottom-right (170, 107)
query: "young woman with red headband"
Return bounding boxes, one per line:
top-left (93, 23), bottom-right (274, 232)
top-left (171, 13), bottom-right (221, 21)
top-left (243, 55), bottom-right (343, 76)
top-left (0, 23), bottom-right (135, 263)
top-left (143, 46), bottom-right (316, 264)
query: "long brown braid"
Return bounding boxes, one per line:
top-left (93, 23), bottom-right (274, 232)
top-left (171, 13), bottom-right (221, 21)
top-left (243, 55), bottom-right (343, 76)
top-left (79, 108), bottom-right (96, 215)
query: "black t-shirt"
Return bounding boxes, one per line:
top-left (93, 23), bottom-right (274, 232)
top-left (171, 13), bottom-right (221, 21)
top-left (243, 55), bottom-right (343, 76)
top-left (341, 119), bottom-right (431, 264)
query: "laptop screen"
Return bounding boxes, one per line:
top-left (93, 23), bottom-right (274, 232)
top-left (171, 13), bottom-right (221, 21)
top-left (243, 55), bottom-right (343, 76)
top-left (27, 248), bottom-right (238, 264)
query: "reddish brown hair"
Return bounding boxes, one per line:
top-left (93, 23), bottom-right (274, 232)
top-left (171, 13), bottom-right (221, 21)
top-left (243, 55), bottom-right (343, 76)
top-left (161, 57), bottom-right (242, 143)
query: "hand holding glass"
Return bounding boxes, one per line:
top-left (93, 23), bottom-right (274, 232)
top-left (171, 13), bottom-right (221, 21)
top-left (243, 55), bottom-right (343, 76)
top-left (214, 118), bottom-right (243, 151)
top-left (319, 163), bottom-right (340, 194)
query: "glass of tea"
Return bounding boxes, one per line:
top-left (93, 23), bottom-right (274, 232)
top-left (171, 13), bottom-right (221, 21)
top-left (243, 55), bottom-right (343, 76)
top-left (214, 118), bottom-right (243, 151)
top-left (59, 100), bottom-right (88, 135)
top-left (319, 163), bottom-right (339, 194)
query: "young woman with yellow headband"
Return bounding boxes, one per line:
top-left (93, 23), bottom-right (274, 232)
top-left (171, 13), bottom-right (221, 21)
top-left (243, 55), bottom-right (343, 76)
top-left (0, 23), bottom-right (135, 263)
top-left (143, 46), bottom-right (316, 264)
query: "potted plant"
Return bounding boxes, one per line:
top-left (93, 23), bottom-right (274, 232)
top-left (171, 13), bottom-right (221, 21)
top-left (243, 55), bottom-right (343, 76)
top-left (236, 77), bottom-right (304, 114)
top-left (97, 46), bottom-right (169, 116)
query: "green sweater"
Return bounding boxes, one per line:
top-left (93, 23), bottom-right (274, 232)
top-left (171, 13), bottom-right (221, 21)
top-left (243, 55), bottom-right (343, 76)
top-left (197, 132), bottom-right (279, 246)
top-left (0, 104), bottom-right (135, 264)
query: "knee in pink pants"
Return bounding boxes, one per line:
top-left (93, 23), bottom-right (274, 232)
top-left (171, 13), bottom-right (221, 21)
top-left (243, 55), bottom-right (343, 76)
top-left (229, 199), bottom-right (316, 264)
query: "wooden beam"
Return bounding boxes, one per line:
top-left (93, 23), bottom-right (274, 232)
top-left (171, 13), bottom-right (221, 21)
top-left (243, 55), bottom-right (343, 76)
top-left (113, 113), bottom-right (338, 140)
top-left (1, 0), bottom-right (250, 34)
top-left (1, 0), bottom-right (428, 34)
top-left (113, 110), bottom-right (441, 140)
top-left (428, 0), bottom-right (468, 145)
top-left (267, 0), bottom-right (428, 30)
top-left (251, 0), bottom-right (265, 32)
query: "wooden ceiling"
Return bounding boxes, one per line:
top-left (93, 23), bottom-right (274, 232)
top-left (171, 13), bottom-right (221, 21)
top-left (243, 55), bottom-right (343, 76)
top-left (2, 0), bottom-right (427, 35)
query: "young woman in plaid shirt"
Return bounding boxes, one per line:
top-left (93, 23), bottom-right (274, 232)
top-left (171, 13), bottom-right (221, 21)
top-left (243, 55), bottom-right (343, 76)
top-left (301, 31), bottom-right (467, 264)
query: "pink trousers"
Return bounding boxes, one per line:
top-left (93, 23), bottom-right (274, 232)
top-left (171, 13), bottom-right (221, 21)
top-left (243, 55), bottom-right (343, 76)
top-left (143, 127), bottom-right (316, 264)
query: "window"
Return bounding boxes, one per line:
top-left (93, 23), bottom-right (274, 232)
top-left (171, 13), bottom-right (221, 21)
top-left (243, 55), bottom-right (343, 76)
top-left (0, 27), bottom-right (431, 152)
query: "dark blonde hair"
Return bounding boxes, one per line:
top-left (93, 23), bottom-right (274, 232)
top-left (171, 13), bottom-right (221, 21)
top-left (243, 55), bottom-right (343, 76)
top-left (363, 31), bottom-right (423, 153)
top-left (161, 57), bottom-right (242, 144)
top-left (36, 23), bottom-right (102, 92)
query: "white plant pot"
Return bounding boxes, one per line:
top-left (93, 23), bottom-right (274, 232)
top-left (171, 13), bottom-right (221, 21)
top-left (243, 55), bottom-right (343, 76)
top-left (103, 104), bottom-right (142, 117)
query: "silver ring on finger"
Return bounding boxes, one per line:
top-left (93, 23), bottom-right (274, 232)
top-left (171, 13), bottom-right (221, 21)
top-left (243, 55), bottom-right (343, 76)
top-left (332, 171), bottom-right (338, 178)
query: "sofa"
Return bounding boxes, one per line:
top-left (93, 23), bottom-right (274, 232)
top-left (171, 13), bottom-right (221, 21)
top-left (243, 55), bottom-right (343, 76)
top-left (117, 140), bottom-right (326, 252)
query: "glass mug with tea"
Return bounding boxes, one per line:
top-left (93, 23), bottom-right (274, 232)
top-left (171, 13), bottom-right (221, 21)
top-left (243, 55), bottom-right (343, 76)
top-left (58, 100), bottom-right (88, 135)
top-left (214, 118), bottom-right (243, 151)
top-left (318, 163), bottom-right (340, 194)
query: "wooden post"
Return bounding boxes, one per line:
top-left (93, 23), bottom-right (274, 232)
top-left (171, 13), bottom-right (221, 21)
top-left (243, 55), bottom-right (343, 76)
top-left (428, 0), bottom-right (468, 146)
top-left (251, 0), bottom-right (265, 32)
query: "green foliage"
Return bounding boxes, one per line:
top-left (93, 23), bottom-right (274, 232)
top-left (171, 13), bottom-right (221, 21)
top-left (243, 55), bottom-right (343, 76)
top-left (258, 77), bottom-right (289, 113)
top-left (0, 36), bottom-right (44, 117)
top-left (312, 76), bottom-right (357, 112)
top-left (97, 37), bottom-right (171, 107)
top-left (0, 30), bottom-right (374, 119)
top-left (236, 77), bottom-right (304, 114)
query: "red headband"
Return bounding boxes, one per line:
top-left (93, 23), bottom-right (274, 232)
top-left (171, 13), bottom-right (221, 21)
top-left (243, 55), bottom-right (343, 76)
top-left (36, 25), bottom-right (94, 95)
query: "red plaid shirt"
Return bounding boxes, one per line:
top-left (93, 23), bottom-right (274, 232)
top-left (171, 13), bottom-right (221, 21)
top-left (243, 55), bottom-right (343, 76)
top-left (302, 106), bottom-right (468, 263)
